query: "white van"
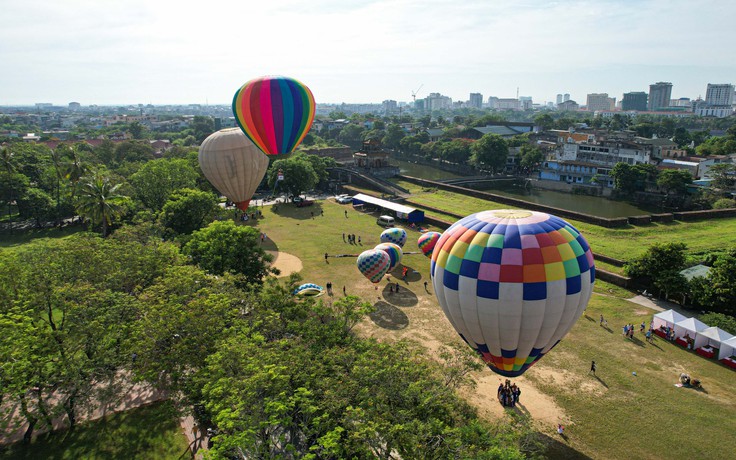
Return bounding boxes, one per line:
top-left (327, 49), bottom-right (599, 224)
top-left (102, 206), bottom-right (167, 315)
top-left (376, 215), bottom-right (395, 227)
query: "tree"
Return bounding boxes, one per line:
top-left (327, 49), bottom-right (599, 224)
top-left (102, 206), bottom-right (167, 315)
top-left (518, 144), bottom-right (544, 172)
top-left (699, 312), bottom-right (736, 335)
top-left (183, 221), bottom-right (275, 284)
top-left (129, 158), bottom-right (199, 210)
top-left (191, 116), bottom-right (215, 143)
top-left (17, 187), bottom-right (54, 228)
top-left (657, 169), bottom-right (692, 195)
top-left (160, 187), bottom-right (218, 235)
top-left (266, 156), bottom-right (318, 198)
top-left (382, 123), bottom-right (405, 150)
top-left (128, 121), bottom-right (145, 139)
top-left (693, 249), bottom-right (736, 316)
top-left (712, 198), bottom-right (736, 209)
top-left (624, 242), bottom-right (687, 299)
top-left (610, 163), bottom-right (646, 194)
top-left (707, 163), bottom-right (736, 191)
top-left (470, 134), bottom-right (508, 173)
top-left (533, 113), bottom-right (554, 131)
top-left (76, 171), bottom-right (129, 237)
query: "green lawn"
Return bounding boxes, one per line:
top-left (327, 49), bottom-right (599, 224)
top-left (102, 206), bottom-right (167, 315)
top-left (254, 199), bottom-right (736, 460)
top-left (0, 226), bottom-right (84, 248)
top-left (392, 179), bottom-right (736, 262)
top-left (1, 401), bottom-right (190, 460)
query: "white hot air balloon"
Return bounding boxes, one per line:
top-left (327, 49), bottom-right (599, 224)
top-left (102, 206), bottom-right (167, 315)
top-left (431, 210), bottom-right (595, 377)
top-left (198, 128), bottom-right (269, 211)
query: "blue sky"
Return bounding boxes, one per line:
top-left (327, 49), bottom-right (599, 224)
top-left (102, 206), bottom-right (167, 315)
top-left (1, 0), bottom-right (734, 106)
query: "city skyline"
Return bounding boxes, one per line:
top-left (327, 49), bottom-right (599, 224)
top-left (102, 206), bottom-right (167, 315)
top-left (2, 0), bottom-right (735, 106)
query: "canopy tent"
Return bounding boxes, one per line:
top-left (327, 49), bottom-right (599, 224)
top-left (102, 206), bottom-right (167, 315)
top-left (674, 317), bottom-right (708, 340)
top-left (717, 336), bottom-right (736, 360)
top-left (652, 309), bottom-right (687, 331)
top-left (694, 326), bottom-right (734, 350)
top-left (351, 193), bottom-right (425, 223)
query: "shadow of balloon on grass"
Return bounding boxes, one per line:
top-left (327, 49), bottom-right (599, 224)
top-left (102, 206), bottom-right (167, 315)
top-left (369, 301), bottom-right (409, 330)
top-left (380, 285), bottom-right (418, 307)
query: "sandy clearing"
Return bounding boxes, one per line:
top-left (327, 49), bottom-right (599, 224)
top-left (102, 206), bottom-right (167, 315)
top-left (266, 251), bottom-right (303, 277)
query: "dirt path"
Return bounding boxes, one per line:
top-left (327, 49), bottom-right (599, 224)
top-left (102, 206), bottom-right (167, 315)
top-left (266, 251), bottom-right (303, 277)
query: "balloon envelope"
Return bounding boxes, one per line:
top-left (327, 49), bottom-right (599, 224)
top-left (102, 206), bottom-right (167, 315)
top-left (198, 128), bottom-right (269, 211)
top-left (418, 231), bottom-right (442, 258)
top-left (431, 210), bottom-right (595, 377)
top-left (293, 283), bottom-right (324, 296)
top-left (357, 249), bottom-right (391, 284)
top-left (232, 76), bottom-right (316, 155)
top-left (380, 227), bottom-right (407, 248)
top-left (374, 242), bottom-right (403, 271)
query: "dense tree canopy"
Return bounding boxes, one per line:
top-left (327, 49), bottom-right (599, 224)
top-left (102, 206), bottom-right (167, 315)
top-left (182, 221), bottom-right (275, 284)
top-left (129, 158), bottom-right (199, 210)
top-left (470, 134), bottom-right (508, 173)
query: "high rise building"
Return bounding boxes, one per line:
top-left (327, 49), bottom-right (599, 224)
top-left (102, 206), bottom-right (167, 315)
top-left (382, 100), bottom-right (398, 114)
top-left (469, 93), bottom-right (484, 109)
top-left (556, 94), bottom-right (563, 105)
top-left (563, 93), bottom-right (570, 102)
top-left (586, 93), bottom-right (615, 111)
top-left (648, 82), bottom-right (672, 111)
top-left (705, 83), bottom-right (735, 106)
top-left (622, 92), bottom-right (648, 111)
top-left (424, 93), bottom-right (452, 111)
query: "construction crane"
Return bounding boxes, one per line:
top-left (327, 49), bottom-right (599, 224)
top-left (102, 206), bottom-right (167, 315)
top-left (411, 84), bottom-right (424, 102)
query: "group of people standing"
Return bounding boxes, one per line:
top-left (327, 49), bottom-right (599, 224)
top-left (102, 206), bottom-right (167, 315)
top-left (497, 380), bottom-right (521, 407)
top-left (344, 233), bottom-right (361, 245)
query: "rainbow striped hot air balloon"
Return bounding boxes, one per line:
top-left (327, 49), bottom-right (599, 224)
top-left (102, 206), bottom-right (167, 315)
top-left (357, 249), bottom-right (391, 284)
top-left (417, 231), bottom-right (442, 258)
top-left (380, 227), bottom-right (407, 248)
top-left (431, 210), bottom-right (595, 378)
top-left (374, 242), bottom-right (403, 271)
top-left (232, 76), bottom-right (316, 155)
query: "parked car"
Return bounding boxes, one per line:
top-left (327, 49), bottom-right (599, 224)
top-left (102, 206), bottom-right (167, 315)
top-left (293, 196), bottom-right (314, 207)
top-left (336, 194), bottom-right (353, 204)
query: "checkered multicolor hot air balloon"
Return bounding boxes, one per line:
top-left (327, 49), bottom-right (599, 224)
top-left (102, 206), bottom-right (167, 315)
top-left (431, 210), bottom-right (595, 377)
top-left (417, 231), bottom-right (442, 258)
top-left (380, 228), bottom-right (407, 248)
top-left (357, 249), bottom-right (391, 284)
top-left (374, 243), bottom-right (403, 271)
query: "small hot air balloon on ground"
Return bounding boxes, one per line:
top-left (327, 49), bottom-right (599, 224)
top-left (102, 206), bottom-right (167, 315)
top-left (293, 283), bottom-right (324, 297)
top-left (380, 227), bottom-right (407, 248)
top-left (418, 231), bottom-right (442, 258)
top-left (232, 76), bottom-right (316, 156)
top-left (431, 210), bottom-right (595, 377)
top-left (357, 249), bottom-right (391, 284)
top-left (198, 128), bottom-right (269, 211)
top-left (374, 242), bottom-right (403, 271)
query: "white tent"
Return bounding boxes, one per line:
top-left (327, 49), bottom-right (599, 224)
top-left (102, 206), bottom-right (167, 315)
top-left (694, 326), bottom-right (735, 350)
top-left (674, 317), bottom-right (708, 340)
top-left (717, 336), bottom-right (736, 360)
top-left (652, 309), bottom-right (687, 331)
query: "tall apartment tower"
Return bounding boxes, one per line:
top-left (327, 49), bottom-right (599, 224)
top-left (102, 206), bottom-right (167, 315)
top-left (556, 94), bottom-right (563, 105)
top-left (648, 82), bottom-right (672, 111)
top-left (469, 93), bottom-right (484, 109)
top-left (563, 93), bottom-right (570, 102)
top-left (586, 93), bottom-right (615, 111)
top-left (705, 83), bottom-right (735, 106)
top-left (622, 92), bottom-right (648, 111)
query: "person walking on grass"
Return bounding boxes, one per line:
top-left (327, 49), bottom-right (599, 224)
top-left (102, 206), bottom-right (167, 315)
top-left (589, 360), bottom-right (596, 376)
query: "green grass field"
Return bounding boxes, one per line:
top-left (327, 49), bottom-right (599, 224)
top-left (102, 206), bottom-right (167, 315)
top-left (1, 402), bottom-right (190, 460)
top-left (254, 198), bottom-right (736, 460)
top-left (391, 179), bottom-right (736, 262)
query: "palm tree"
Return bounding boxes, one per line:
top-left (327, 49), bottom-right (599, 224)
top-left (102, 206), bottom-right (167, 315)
top-left (50, 145), bottom-right (67, 227)
top-left (64, 144), bottom-right (88, 202)
top-left (76, 172), bottom-right (128, 237)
